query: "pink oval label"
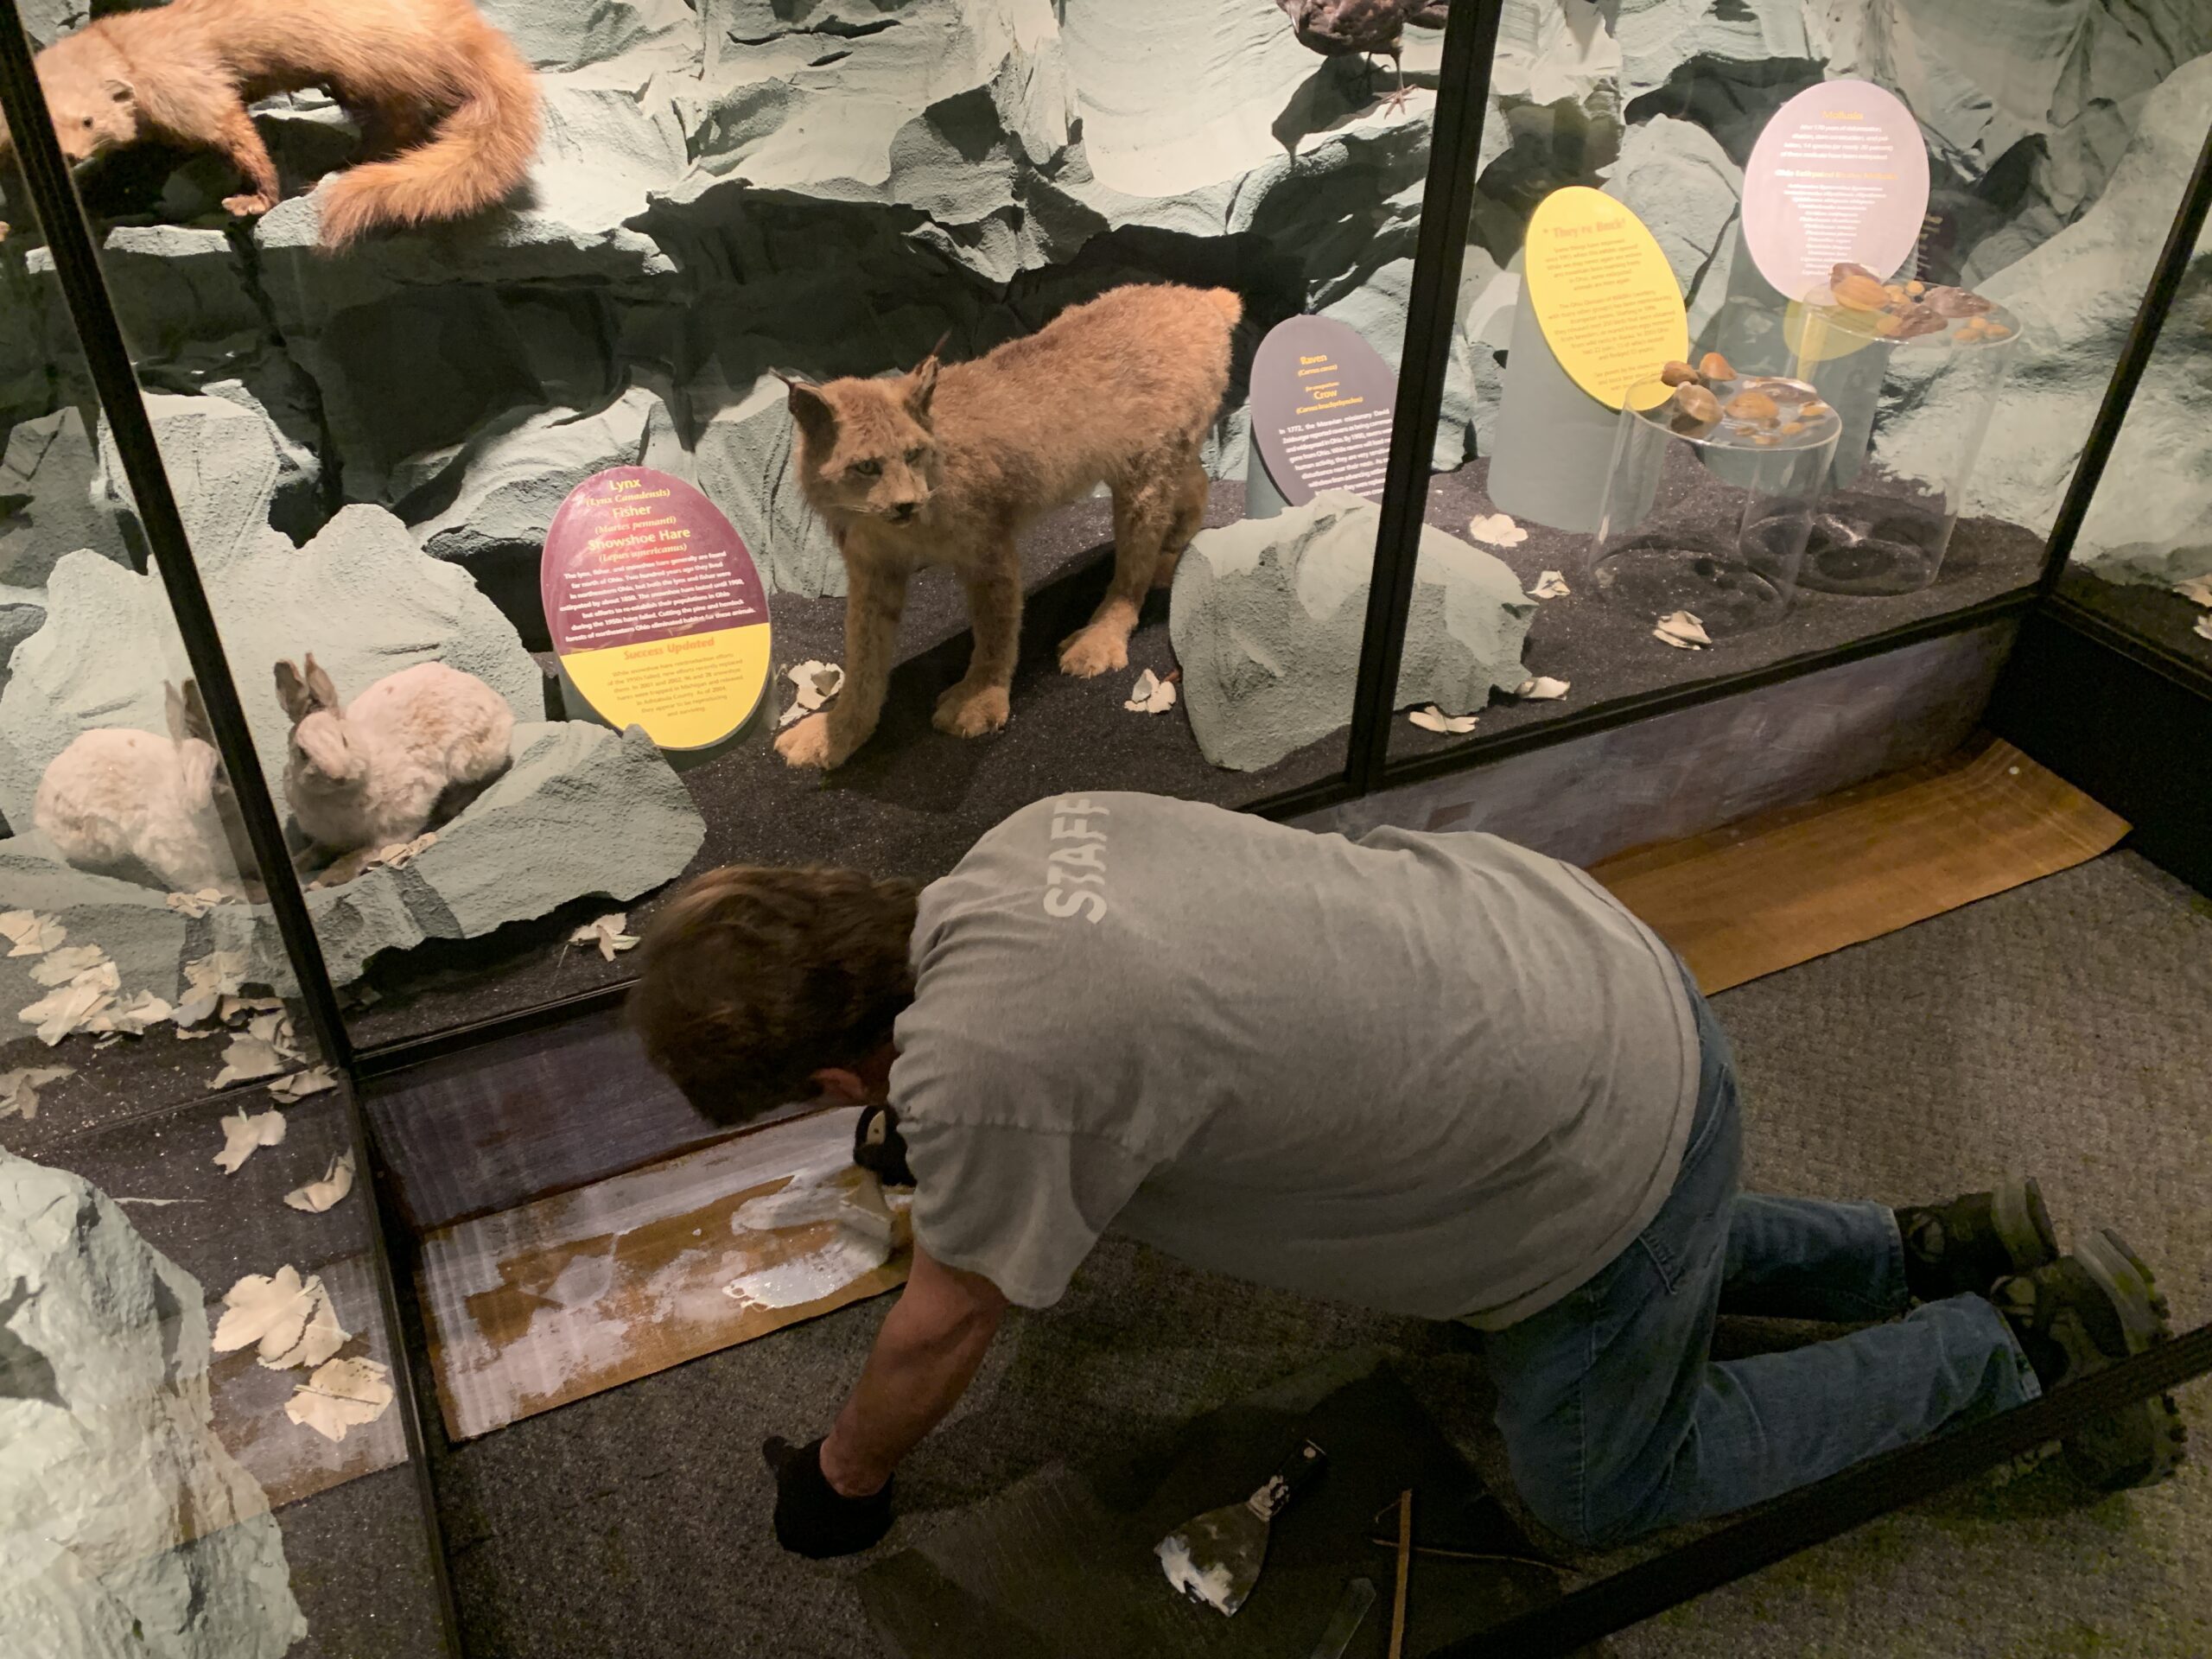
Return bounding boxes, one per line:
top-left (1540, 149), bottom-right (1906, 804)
top-left (1743, 79), bottom-right (1931, 302)
top-left (541, 466), bottom-right (772, 750)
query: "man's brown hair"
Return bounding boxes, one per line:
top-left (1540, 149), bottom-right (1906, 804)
top-left (629, 865), bottom-right (919, 1125)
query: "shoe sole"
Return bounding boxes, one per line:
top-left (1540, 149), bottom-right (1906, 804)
top-left (1993, 1177), bottom-right (2060, 1275)
top-left (2062, 1228), bottom-right (2189, 1492)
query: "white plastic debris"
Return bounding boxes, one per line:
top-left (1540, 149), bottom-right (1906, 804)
top-left (570, 912), bottom-right (640, 962)
top-left (0, 1065), bottom-right (72, 1121)
top-left (1516, 676), bottom-right (1571, 700)
top-left (778, 659), bottom-right (846, 727)
top-left (211, 1266), bottom-right (346, 1370)
top-left (1407, 705), bottom-right (1478, 735)
top-left (270, 1066), bottom-right (340, 1105)
top-left (283, 1149), bottom-right (356, 1214)
top-left (1466, 512), bottom-right (1529, 549)
top-left (1529, 569), bottom-right (1570, 600)
top-left (1654, 611), bottom-right (1713, 650)
top-left (213, 1106), bottom-right (288, 1173)
top-left (0, 911), bottom-right (64, 956)
top-left (1122, 668), bottom-right (1179, 715)
top-left (285, 1356), bottom-right (394, 1443)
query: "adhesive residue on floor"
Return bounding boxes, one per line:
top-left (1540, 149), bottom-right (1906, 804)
top-left (419, 1109), bottom-right (913, 1440)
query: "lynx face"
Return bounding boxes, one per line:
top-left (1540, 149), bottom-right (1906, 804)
top-left (787, 362), bottom-right (943, 528)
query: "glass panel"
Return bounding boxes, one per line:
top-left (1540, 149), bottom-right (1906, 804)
top-left (0, 35), bottom-right (453, 1659)
top-left (2055, 127), bottom-right (2212, 666)
top-left (1394, 5), bottom-right (2212, 766)
top-left (27, 0), bottom-right (1473, 1056)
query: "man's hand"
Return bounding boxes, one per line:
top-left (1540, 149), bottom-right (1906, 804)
top-left (762, 1436), bottom-right (895, 1559)
top-left (762, 1246), bottom-right (1008, 1556)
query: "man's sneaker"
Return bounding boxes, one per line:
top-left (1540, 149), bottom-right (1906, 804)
top-left (1992, 1228), bottom-right (2189, 1491)
top-left (1896, 1177), bottom-right (2059, 1301)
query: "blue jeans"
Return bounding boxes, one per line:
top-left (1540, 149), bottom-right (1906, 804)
top-left (1481, 971), bottom-right (2041, 1551)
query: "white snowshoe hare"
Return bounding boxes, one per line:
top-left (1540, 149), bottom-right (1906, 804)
top-left (34, 680), bottom-right (252, 896)
top-left (275, 654), bottom-right (514, 887)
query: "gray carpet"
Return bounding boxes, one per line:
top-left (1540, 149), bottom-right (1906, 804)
top-left (417, 851), bottom-right (2212, 1657)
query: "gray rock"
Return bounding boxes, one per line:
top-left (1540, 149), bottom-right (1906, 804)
top-left (1604, 114), bottom-right (1741, 297)
top-left (0, 408), bottom-right (125, 588)
top-left (409, 385), bottom-right (688, 566)
top-left (0, 1150), bottom-right (306, 1658)
top-left (1874, 51), bottom-right (2212, 582)
top-left (1171, 491), bottom-right (1535, 772)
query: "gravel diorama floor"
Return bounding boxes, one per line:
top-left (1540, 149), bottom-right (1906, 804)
top-left (412, 851), bottom-right (2209, 1659)
top-left (13, 1086), bottom-right (448, 1659)
top-left (2059, 566), bottom-right (2212, 674)
top-left (334, 457), bottom-right (2044, 1052)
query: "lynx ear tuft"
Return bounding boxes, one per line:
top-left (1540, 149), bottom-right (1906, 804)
top-left (783, 378), bottom-right (838, 448)
top-left (906, 335), bottom-right (948, 419)
top-left (99, 75), bottom-right (135, 110)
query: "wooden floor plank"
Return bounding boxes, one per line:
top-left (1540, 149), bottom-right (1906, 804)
top-left (1592, 736), bottom-right (2128, 995)
top-left (419, 1108), bottom-right (911, 1441)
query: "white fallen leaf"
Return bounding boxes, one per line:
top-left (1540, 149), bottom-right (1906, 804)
top-left (570, 912), bottom-right (639, 963)
top-left (173, 1015), bottom-right (219, 1038)
top-left (1467, 512), bottom-right (1529, 548)
top-left (213, 1035), bottom-right (289, 1090)
top-left (1529, 569), bottom-right (1571, 600)
top-left (285, 1356), bottom-right (394, 1443)
top-left (1516, 676), bottom-right (1572, 701)
top-left (1407, 704), bottom-right (1479, 735)
top-left (92, 1034), bottom-right (122, 1052)
top-left (367, 832), bottom-right (436, 870)
top-left (166, 888), bottom-right (229, 918)
top-left (84, 991), bottom-right (174, 1037)
top-left (20, 980), bottom-right (113, 1046)
top-left (2196, 615), bottom-right (2212, 644)
top-left (29, 944), bottom-right (110, 988)
top-left (0, 1065), bottom-right (72, 1121)
top-left (1122, 668), bottom-right (1179, 715)
top-left (172, 992), bottom-right (219, 1029)
top-left (219, 994), bottom-right (284, 1025)
top-left (270, 1065), bottom-right (340, 1105)
top-left (212, 1266), bottom-right (346, 1370)
top-left (779, 658), bottom-right (846, 726)
top-left (115, 1196), bottom-right (202, 1207)
top-left (283, 1148), bottom-right (356, 1212)
top-left (213, 1105), bottom-right (288, 1173)
top-left (2173, 575), bottom-right (2212, 608)
top-left (0, 912), bottom-right (64, 957)
top-left (1654, 610), bottom-right (1713, 650)
top-left (184, 950), bottom-right (248, 1002)
top-left (246, 1008), bottom-right (300, 1058)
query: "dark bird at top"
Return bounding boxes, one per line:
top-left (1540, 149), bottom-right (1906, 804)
top-left (1276, 0), bottom-right (1450, 116)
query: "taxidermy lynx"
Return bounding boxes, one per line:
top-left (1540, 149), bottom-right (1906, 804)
top-left (1, 0), bottom-right (539, 251)
top-left (777, 283), bottom-right (1243, 771)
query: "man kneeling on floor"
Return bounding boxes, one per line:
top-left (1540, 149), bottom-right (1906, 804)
top-left (630, 791), bottom-right (2185, 1558)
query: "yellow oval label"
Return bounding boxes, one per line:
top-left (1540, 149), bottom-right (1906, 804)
top-left (542, 467), bottom-right (772, 751)
top-left (1523, 188), bottom-right (1689, 410)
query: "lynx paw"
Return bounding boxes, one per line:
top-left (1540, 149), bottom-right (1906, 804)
top-left (933, 682), bottom-right (1010, 739)
top-left (775, 711), bottom-right (857, 770)
top-left (222, 192), bottom-right (279, 218)
top-left (1058, 625), bottom-right (1129, 679)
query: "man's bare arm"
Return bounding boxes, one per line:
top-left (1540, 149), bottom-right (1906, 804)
top-left (818, 1242), bottom-right (1008, 1497)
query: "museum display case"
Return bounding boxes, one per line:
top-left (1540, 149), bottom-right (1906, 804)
top-left (0, 1), bottom-right (2206, 1064)
top-left (0, 66), bottom-right (458, 1659)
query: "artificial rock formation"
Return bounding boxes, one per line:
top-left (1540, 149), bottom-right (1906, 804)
top-left (1172, 491), bottom-right (1534, 772)
top-left (0, 396), bottom-right (706, 994)
top-left (0, 1148), bottom-right (306, 1658)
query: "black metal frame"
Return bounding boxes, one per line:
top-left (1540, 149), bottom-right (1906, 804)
top-left (7, 3), bottom-right (2212, 1653)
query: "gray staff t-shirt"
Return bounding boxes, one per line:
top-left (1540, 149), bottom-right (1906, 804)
top-left (890, 792), bottom-right (1697, 1328)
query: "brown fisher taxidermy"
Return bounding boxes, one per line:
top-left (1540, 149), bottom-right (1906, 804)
top-left (0, 0), bottom-right (540, 251)
top-left (776, 283), bottom-right (1243, 771)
